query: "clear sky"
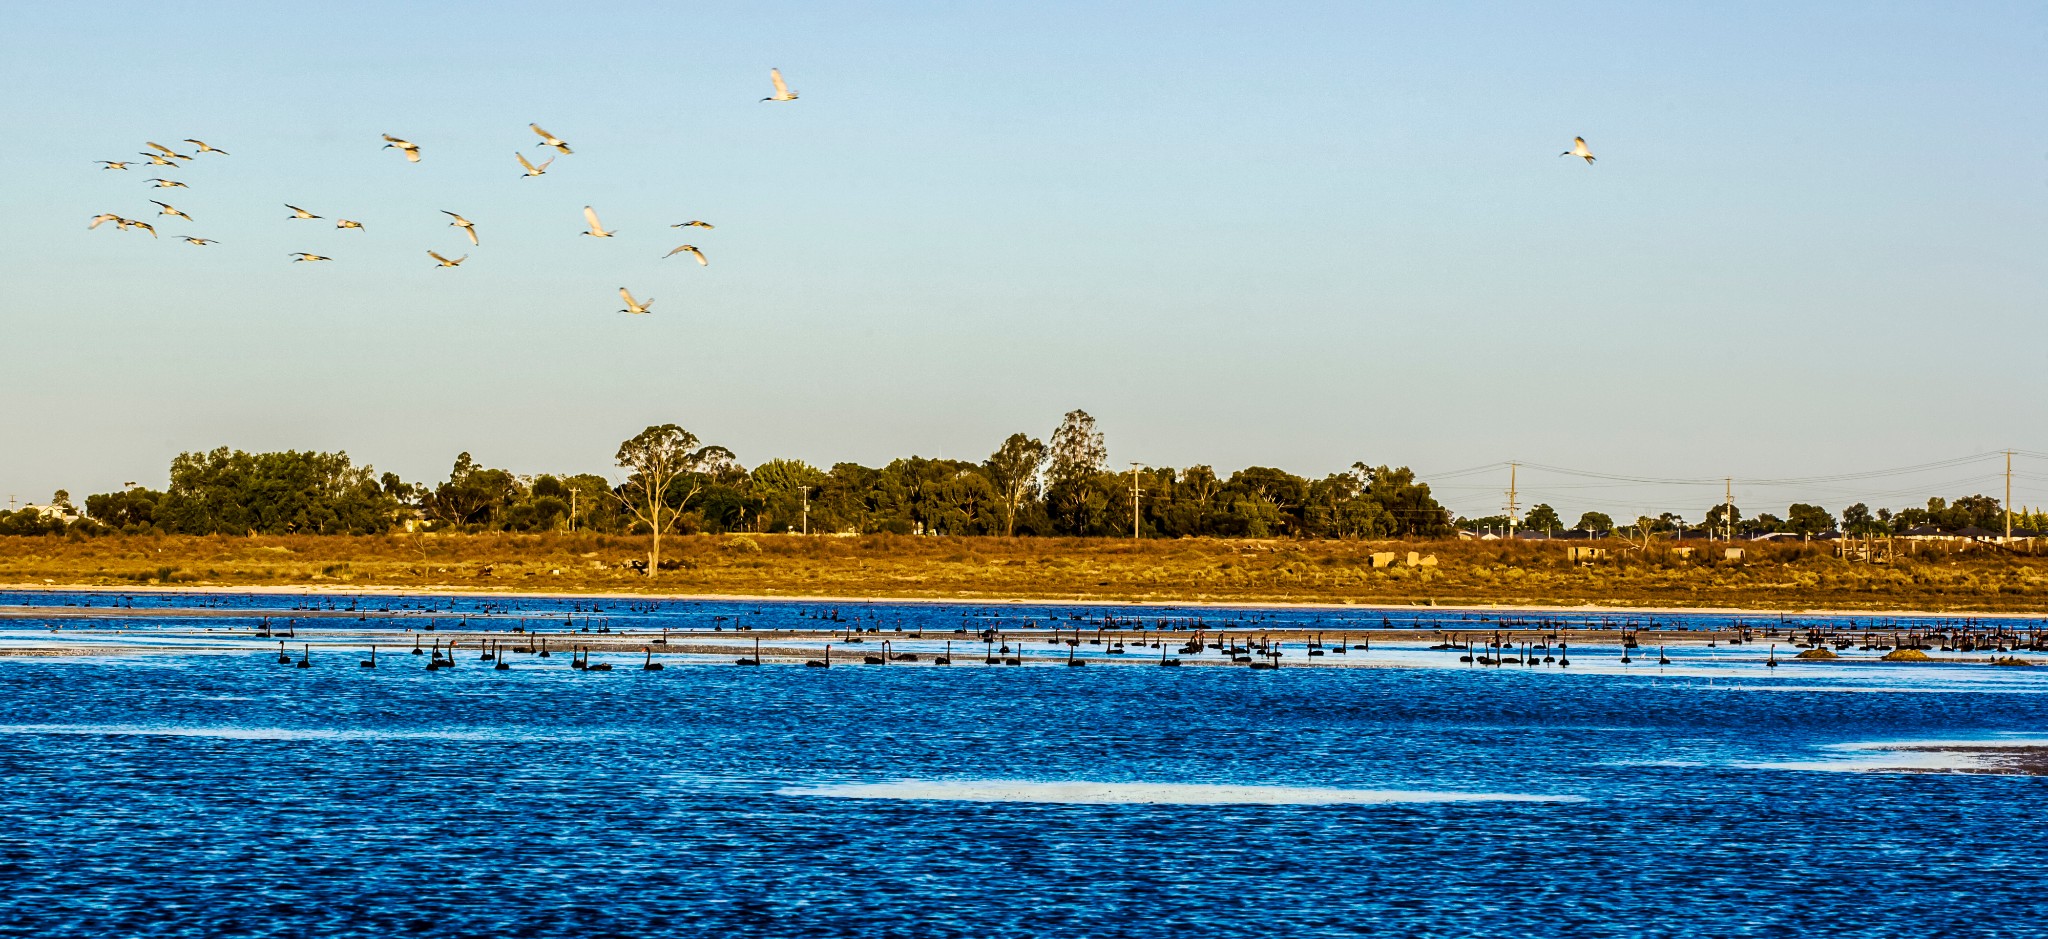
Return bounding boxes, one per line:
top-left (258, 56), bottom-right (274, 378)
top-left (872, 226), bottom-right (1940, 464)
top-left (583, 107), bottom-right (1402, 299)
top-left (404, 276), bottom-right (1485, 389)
top-left (3, 1), bottom-right (2044, 520)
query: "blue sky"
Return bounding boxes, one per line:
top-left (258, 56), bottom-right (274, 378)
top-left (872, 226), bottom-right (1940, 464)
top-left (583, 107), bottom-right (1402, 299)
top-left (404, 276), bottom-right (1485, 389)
top-left (3, 1), bottom-right (2044, 519)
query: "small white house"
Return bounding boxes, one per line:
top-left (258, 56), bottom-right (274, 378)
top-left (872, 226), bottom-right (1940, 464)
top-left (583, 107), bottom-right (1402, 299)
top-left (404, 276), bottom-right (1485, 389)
top-left (17, 503), bottom-right (81, 523)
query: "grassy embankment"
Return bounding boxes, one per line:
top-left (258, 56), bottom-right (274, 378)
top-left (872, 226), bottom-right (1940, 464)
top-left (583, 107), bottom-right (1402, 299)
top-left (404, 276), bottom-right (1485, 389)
top-left (2, 533), bottom-right (2046, 612)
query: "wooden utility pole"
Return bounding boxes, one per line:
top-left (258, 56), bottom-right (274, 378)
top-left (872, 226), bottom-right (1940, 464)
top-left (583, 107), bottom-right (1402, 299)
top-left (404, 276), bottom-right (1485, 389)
top-left (1723, 478), bottom-right (1734, 542)
top-left (2006, 450), bottom-right (2013, 543)
top-left (1129, 463), bottom-right (1143, 539)
top-left (1504, 462), bottom-right (1520, 538)
top-left (800, 486), bottom-right (811, 535)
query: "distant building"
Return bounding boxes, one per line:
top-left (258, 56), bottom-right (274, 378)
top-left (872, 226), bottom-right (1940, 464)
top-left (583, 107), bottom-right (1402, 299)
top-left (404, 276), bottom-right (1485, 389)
top-left (16, 503), bottom-right (80, 523)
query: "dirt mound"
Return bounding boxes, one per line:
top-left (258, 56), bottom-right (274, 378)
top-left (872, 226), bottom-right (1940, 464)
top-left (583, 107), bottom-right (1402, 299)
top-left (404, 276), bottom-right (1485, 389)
top-left (1880, 648), bottom-right (1931, 662)
top-left (1794, 648), bottom-right (1838, 659)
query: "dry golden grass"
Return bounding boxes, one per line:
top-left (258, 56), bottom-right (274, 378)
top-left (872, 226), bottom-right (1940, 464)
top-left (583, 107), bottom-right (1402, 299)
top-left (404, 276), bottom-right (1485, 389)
top-left (1, 533), bottom-right (2044, 611)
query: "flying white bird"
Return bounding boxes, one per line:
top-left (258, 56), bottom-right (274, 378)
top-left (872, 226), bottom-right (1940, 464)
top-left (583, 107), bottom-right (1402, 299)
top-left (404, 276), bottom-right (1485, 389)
top-left (128, 220), bottom-right (157, 238)
top-left (442, 211), bottom-right (479, 246)
top-left (336, 219), bottom-right (365, 230)
top-left (1561, 136), bottom-right (1595, 164)
top-left (182, 236), bottom-right (217, 245)
top-left (140, 152), bottom-right (176, 166)
top-left (150, 200), bottom-right (192, 221)
top-left (515, 152), bottom-right (554, 177)
top-left (145, 141), bottom-right (193, 160)
top-left (671, 220), bottom-right (714, 230)
top-left (183, 139), bottom-right (228, 155)
top-left (663, 244), bottom-right (708, 266)
top-left (529, 123), bottom-right (572, 154)
top-left (381, 133), bottom-right (422, 162)
top-left (427, 250), bottom-right (467, 268)
top-left (289, 252), bottom-right (331, 262)
top-left (286, 204), bottom-right (322, 220)
top-left (580, 205), bottom-right (615, 238)
top-left (146, 178), bottom-right (188, 189)
top-left (97, 161), bottom-right (130, 170)
top-left (617, 287), bottom-right (653, 315)
top-left (761, 68), bottom-right (798, 102)
top-left (88, 213), bottom-right (123, 230)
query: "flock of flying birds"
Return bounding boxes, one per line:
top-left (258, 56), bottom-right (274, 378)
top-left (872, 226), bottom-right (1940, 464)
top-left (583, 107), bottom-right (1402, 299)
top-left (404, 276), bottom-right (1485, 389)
top-left (88, 68), bottom-right (1596, 317)
top-left (86, 68), bottom-right (806, 316)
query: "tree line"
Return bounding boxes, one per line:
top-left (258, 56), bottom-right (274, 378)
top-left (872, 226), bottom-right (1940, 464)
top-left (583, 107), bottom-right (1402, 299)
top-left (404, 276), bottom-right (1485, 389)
top-left (1460, 495), bottom-right (2041, 539)
top-left (4, 410), bottom-right (2034, 545)
top-left (1, 412), bottom-right (1453, 544)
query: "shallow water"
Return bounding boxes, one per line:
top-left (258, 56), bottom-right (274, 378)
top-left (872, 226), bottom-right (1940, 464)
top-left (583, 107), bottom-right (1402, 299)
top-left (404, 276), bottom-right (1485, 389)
top-left (2, 592), bottom-right (2046, 938)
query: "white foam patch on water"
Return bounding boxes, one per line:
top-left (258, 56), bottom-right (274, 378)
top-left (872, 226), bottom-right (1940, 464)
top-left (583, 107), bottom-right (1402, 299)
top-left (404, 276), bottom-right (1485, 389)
top-left (1835, 737), bottom-right (2048, 750)
top-left (1713, 684), bottom-right (2048, 695)
top-left (0, 724), bottom-right (525, 742)
top-left (1745, 738), bottom-right (2048, 774)
top-left (1746, 753), bottom-right (1990, 774)
top-left (781, 779), bottom-right (1583, 805)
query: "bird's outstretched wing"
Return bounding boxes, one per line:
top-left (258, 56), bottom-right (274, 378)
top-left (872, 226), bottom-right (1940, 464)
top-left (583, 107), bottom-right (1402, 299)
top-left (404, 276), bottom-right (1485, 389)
top-left (770, 68), bottom-right (789, 97)
top-left (584, 206), bottom-right (604, 230)
top-left (516, 152), bottom-right (538, 173)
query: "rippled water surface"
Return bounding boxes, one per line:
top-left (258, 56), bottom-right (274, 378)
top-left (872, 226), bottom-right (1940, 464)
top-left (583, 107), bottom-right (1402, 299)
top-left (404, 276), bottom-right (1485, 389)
top-left (3, 591), bottom-right (2046, 938)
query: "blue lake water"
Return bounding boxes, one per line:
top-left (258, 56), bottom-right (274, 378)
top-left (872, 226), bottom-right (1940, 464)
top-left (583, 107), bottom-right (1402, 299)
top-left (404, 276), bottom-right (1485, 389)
top-left (2, 590), bottom-right (2045, 938)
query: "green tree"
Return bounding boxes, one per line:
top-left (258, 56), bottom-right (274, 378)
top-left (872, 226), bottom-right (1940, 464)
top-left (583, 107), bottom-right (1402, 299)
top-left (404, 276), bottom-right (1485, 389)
top-left (1223, 467), bottom-right (1309, 537)
top-left (1840, 502), bottom-right (1881, 536)
top-left (614, 424), bottom-right (734, 575)
top-left (1703, 502), bottom-right (1741, 536)
top-left (983, 433), bottom-right (1047, 536)
top-left (1575, 511), bottom-right (1613, 534)
top-left (1045, 410), bottom-right (1107, 535)
top-left (85, 487), bottom-right (163, 531)
top-left (1304, 470), bottom-right (1395, 539)
top-left (749, 459), bottom-right (828, 533)
top-left (154, 448), bottom-right (405, 535)
top-left (1362, 465), bottom-right (1450, 536)
top-left (1786, 503), bottom-right (1835, 537)
top-left (1523, 503), bottom-right (1562, 534)
top-left (427, 453), bottom-right (521, 529)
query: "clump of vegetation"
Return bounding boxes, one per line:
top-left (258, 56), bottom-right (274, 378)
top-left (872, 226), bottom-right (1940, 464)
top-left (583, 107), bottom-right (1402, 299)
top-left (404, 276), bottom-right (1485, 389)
top-left (1795, 648), bottom-right (1839, 659)
top-left (1881, 649), bottom-right (1932, 661)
